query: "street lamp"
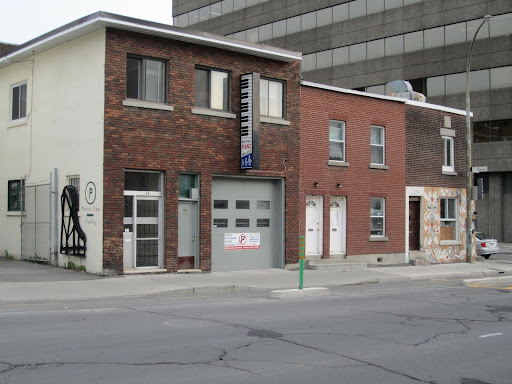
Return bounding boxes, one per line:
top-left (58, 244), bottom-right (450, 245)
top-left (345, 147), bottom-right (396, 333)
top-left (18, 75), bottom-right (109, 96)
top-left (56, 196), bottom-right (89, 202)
top-left (466, 15), bottom-right (492, 263)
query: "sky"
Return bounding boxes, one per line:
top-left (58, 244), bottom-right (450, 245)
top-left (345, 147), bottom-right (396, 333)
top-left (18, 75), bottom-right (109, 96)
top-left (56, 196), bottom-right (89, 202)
top-left (0, 0), bottom-right (173, 45)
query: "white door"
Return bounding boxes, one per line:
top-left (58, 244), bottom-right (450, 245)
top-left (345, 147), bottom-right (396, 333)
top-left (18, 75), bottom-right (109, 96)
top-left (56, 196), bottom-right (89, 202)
top-left (330, 196), bottom-right (346, 256)
top-left (306, 195), bottom-right (323, 256)
top-left (178, 202), bottom-right (197, 269)
top-left (123, 195), bottom-right (163, 269)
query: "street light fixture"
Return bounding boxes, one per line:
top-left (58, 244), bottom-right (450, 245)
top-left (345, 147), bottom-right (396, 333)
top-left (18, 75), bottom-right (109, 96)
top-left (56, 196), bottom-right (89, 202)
top-left (466, 15), bottom-right (492, 263)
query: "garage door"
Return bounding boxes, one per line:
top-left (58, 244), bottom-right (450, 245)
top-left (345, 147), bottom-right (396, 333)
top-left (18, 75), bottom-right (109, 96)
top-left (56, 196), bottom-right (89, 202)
top-left (211, 177), bottom-right (283, 271)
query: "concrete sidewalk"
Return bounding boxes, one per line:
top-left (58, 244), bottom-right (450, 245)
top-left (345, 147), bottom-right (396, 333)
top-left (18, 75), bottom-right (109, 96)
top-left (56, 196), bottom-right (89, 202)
top-left (1, 253), bottom-right (511, 302)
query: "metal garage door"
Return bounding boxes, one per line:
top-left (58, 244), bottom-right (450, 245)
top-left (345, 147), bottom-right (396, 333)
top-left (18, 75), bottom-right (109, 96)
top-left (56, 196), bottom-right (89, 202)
top-left (211, 177), bottom-right (283, 271)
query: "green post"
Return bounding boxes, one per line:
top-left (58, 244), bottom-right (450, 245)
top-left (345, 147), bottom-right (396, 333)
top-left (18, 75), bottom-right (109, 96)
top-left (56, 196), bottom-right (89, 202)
top-left (299, 236), bottom-right (305, 289)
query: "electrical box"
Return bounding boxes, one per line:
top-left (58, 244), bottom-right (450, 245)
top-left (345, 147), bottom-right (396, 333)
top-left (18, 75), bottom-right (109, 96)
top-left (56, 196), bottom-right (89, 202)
top-left (189, 188), bottom-right (199, 199)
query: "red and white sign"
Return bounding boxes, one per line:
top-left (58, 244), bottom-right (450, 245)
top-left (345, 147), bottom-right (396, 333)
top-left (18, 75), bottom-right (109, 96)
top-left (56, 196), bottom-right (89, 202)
top-left (224, 233), bottom-right (260, 250)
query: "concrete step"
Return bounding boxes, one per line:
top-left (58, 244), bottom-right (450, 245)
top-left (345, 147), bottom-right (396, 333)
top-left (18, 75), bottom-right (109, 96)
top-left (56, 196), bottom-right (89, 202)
top-left (409, 251), bottom-right (431, 266)
top-left (306, 259), bottom-right (367, 270)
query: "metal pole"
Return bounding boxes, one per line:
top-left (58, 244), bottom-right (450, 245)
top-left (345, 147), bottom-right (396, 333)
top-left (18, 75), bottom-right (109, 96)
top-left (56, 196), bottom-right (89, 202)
top-left (299, 236), bottom-right (305, 289)
top-left (466, 15), bottom-right (492, 263)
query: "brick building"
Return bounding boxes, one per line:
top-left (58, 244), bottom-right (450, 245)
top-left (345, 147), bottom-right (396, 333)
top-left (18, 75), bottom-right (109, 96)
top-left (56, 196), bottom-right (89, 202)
top-left (0, 12), bottom-right (302, 274)
top-left (300, 81), bottom-right (470, 265)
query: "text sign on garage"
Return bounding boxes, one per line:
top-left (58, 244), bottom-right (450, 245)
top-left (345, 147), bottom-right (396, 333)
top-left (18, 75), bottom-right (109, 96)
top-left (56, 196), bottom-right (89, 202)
top-left (224, 233), bottom-right (261, 250)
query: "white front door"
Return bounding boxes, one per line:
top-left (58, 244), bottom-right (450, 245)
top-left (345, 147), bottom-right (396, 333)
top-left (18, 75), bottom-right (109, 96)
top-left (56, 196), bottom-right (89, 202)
top-left (330, 196), bottom-right (346, 256)
top-left (306, 195), bottom-right (323, 256)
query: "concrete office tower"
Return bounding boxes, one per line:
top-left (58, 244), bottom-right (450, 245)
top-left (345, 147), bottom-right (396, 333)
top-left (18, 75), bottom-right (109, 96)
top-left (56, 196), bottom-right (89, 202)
top-left (174, 0), bottom-right (512, 242)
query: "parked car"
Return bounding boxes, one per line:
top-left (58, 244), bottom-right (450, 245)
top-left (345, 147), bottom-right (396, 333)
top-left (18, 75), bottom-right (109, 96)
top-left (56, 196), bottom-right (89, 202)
top-left (475, 232), bottom-right (500, 259)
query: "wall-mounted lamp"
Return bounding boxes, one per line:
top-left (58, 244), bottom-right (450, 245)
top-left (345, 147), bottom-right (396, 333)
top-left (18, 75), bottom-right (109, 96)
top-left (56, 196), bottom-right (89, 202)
top-left (336, 183), bottom-right (342, 188)
top-left (314, 181), bottom-right (319, 187)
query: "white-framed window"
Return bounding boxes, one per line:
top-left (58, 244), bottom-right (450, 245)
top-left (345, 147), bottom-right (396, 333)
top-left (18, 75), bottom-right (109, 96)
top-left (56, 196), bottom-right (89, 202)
top-left (371, 125), bottom-right (385, 165)
top-left (370, 197), bottom-right (385, 236)
top-left (329, 120), bottom-right (345, 162)
top-left (11, 81), bottom-right (27, 122)
top-left (260, 78), bottom-right (284, 118)
top-left (126, 57), bottom-right (167, 103)
top-left (440, 198), bottom-right (458, 241)
top-left (194, 67), bottom-right (230, 111)
top-left (442, 136), bottom-right (454, 172)
top-left (7, 179), bottom-right (24, 212)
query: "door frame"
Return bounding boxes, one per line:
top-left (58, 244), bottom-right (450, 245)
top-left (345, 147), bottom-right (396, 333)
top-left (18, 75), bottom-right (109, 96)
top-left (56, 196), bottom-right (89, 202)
top-left (329, 196), bottom-right (346, 256)
top-left (305, 195), bottom-right (323, 257)
top-left (123, 191), bottom-right (164, 270)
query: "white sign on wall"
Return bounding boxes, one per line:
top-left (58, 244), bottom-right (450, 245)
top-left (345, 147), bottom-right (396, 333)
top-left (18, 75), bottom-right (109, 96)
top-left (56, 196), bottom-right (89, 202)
top-left (224, 233), bottom-right (261, 250)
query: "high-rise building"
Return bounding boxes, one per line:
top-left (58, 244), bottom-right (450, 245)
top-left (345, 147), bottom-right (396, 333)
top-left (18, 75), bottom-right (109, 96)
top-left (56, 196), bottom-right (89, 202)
top-left (173, 0), bottom-right (512, 242)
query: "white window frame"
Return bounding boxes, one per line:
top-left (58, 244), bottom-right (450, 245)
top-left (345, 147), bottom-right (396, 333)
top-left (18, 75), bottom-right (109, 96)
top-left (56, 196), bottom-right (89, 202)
top-left (67, 176), bottom-right (80, 210)
top-left (126, 57), bottom-right (167, 103)
top-left (329, 120), bottom-right (346, 162)
top-left (10, 81), bottom-right (27, 122)
top-left (194, 67), bottom-right (230, 111)
top-left (440, 197), bottom-right (458, 241)
top-left (260, 78), bottom-right (284, 118)
top-left (370, 125), bottom-right (385, 165)
top-left (370, 197), bottom-right (385, 237)
top-left (7, 179), bottom-right (24, 212)
top-left (442, 136), bottom-right (454, 173)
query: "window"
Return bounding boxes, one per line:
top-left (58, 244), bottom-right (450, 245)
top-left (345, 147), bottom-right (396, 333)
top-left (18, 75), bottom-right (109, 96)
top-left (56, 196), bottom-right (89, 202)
top-left (126, 57), bottom-right (166, 103)
top-left (260, 78), bottom-right (284, 118)
top-left (370, 197), bottom-right (385, 236)
top-left (67, 176), bottom-right (80, 207)
top-left (329, 120), bottom-right (345, 162)
top-left (8, 180), bottom-right (24, 212)
top-left (11, 82), bottom-right (27, 122)
top-left (440, 198), bottom-right (457, 241)
top-left (442, 137), bottom-right (454, 172)
top-left (371, 125), bottom-right (385, 165)
top-left (195, 68), bottom-right (230, 111)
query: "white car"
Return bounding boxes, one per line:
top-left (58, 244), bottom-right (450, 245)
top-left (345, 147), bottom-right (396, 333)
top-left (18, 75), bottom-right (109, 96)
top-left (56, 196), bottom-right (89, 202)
top-left (475, 232), bottom-right (500, 259)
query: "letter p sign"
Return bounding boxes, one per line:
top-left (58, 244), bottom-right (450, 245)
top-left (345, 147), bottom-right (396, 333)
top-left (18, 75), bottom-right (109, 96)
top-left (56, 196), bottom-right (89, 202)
top-left (85, 181), bottom-right (97, 205)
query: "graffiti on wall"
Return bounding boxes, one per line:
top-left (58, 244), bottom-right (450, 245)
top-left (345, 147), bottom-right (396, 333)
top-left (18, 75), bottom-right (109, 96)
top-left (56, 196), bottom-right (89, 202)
top-left (420, 187), bottom-right (467, 263)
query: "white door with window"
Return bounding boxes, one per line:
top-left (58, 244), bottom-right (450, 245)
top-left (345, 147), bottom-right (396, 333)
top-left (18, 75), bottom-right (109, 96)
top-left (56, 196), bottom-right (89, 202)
top-left (306, 195), bottom-right (323, 256)
top-left (330, 196), bottom-right (346, 256)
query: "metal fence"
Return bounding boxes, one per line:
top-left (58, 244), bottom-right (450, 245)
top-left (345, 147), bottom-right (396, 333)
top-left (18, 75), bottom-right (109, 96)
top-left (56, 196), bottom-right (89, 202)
top-left (21, 181), bottom-right (52, 262)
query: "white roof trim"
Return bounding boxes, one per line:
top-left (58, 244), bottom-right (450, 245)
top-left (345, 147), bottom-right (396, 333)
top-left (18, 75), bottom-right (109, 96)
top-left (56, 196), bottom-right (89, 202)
top-left (301, 80), bottom-right (469, 117)
top-left (0, 12), bottom-right (301, 67)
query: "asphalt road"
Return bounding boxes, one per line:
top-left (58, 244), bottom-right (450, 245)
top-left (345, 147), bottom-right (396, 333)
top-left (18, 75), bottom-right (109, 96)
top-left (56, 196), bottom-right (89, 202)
top-left (0, 279), bottom-right (511, 384)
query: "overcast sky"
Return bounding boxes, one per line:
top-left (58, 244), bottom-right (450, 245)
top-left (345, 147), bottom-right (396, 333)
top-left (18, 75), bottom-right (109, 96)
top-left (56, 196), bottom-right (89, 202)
top-left (0, 0), bottom-right (173, 45)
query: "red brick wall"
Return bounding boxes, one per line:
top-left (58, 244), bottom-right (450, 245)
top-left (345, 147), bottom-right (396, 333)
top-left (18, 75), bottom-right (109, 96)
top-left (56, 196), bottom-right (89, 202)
top-left (300, 86), bottom-right (407, 258)
top-left (406, 106), bottom-right (467, 188)
top-left (103, 28), bottom-right (301, 273)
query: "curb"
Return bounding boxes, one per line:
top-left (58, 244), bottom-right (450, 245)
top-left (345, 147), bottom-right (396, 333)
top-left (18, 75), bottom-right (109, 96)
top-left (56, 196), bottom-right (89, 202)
top-left (462, 276), bottom-right (512, 286)
top-left (269, 287), bottom-right (329, 299)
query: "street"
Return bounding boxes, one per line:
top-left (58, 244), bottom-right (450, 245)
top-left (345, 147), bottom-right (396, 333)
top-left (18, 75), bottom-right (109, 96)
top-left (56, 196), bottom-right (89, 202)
top-left (1, 278), bottom-right (511, 384)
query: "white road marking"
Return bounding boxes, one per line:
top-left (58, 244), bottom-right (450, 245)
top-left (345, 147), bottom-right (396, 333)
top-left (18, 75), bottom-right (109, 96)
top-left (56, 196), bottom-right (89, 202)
top-left (480, 333), bottom-right (503, 338)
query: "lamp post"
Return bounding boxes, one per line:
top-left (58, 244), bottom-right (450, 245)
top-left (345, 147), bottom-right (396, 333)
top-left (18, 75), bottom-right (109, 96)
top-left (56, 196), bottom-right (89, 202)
top-left (466, 15), bottom-right (492, 263)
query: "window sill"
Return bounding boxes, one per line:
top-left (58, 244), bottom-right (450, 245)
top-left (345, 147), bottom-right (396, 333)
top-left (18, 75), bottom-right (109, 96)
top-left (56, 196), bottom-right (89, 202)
top-left (369, 164), bottom-right (389, 170)
top-left (261, 116), bottom-right (290, 126)
top-left (369, 236), bottom-right (389, 242)
top-left (440, 240), bottom-right (462, 246)
top-left (328, 160), bottom-right (349, 167)
top-left (191, 107), bottom-right (236, 119)
top-left (123, 99), bottom-right (174, 111)
top-left (442, 170), bottom-right (457, 176)
top-left (8, 118), bottom-right (28, 128)
top-left (6, 211), bottom-right (24, 216)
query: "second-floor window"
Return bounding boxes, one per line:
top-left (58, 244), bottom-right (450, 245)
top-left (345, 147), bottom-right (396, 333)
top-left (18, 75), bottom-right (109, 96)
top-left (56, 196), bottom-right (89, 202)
top-left (126, 57), bottom-right (166, 103)
top-left (442, 136), bottom-right (454, 172)
top-left (194, 68), bottom-right (230, 111)
top-left (371, 125), bottom-right (385, 165)
top-left (11, 81), bottom-right (27, 122)
top-left (329, 120), bottom-right (345, 162)
top-left (260, 78), bottom-right (284, 118)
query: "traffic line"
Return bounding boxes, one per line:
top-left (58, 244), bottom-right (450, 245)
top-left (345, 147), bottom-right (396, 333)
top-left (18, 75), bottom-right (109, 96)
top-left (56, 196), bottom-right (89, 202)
top-left (480, 333), bottom-right (503, 338)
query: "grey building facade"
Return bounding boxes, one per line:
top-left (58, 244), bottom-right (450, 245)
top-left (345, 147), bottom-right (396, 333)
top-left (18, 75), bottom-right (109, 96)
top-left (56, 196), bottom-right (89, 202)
top-left (173, 0), bottom-right (512, 242)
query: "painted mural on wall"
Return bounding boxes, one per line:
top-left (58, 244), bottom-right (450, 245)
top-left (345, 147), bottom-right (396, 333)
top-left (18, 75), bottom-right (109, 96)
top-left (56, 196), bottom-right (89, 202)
top-left (407, 186), bottom-right (476, 263)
